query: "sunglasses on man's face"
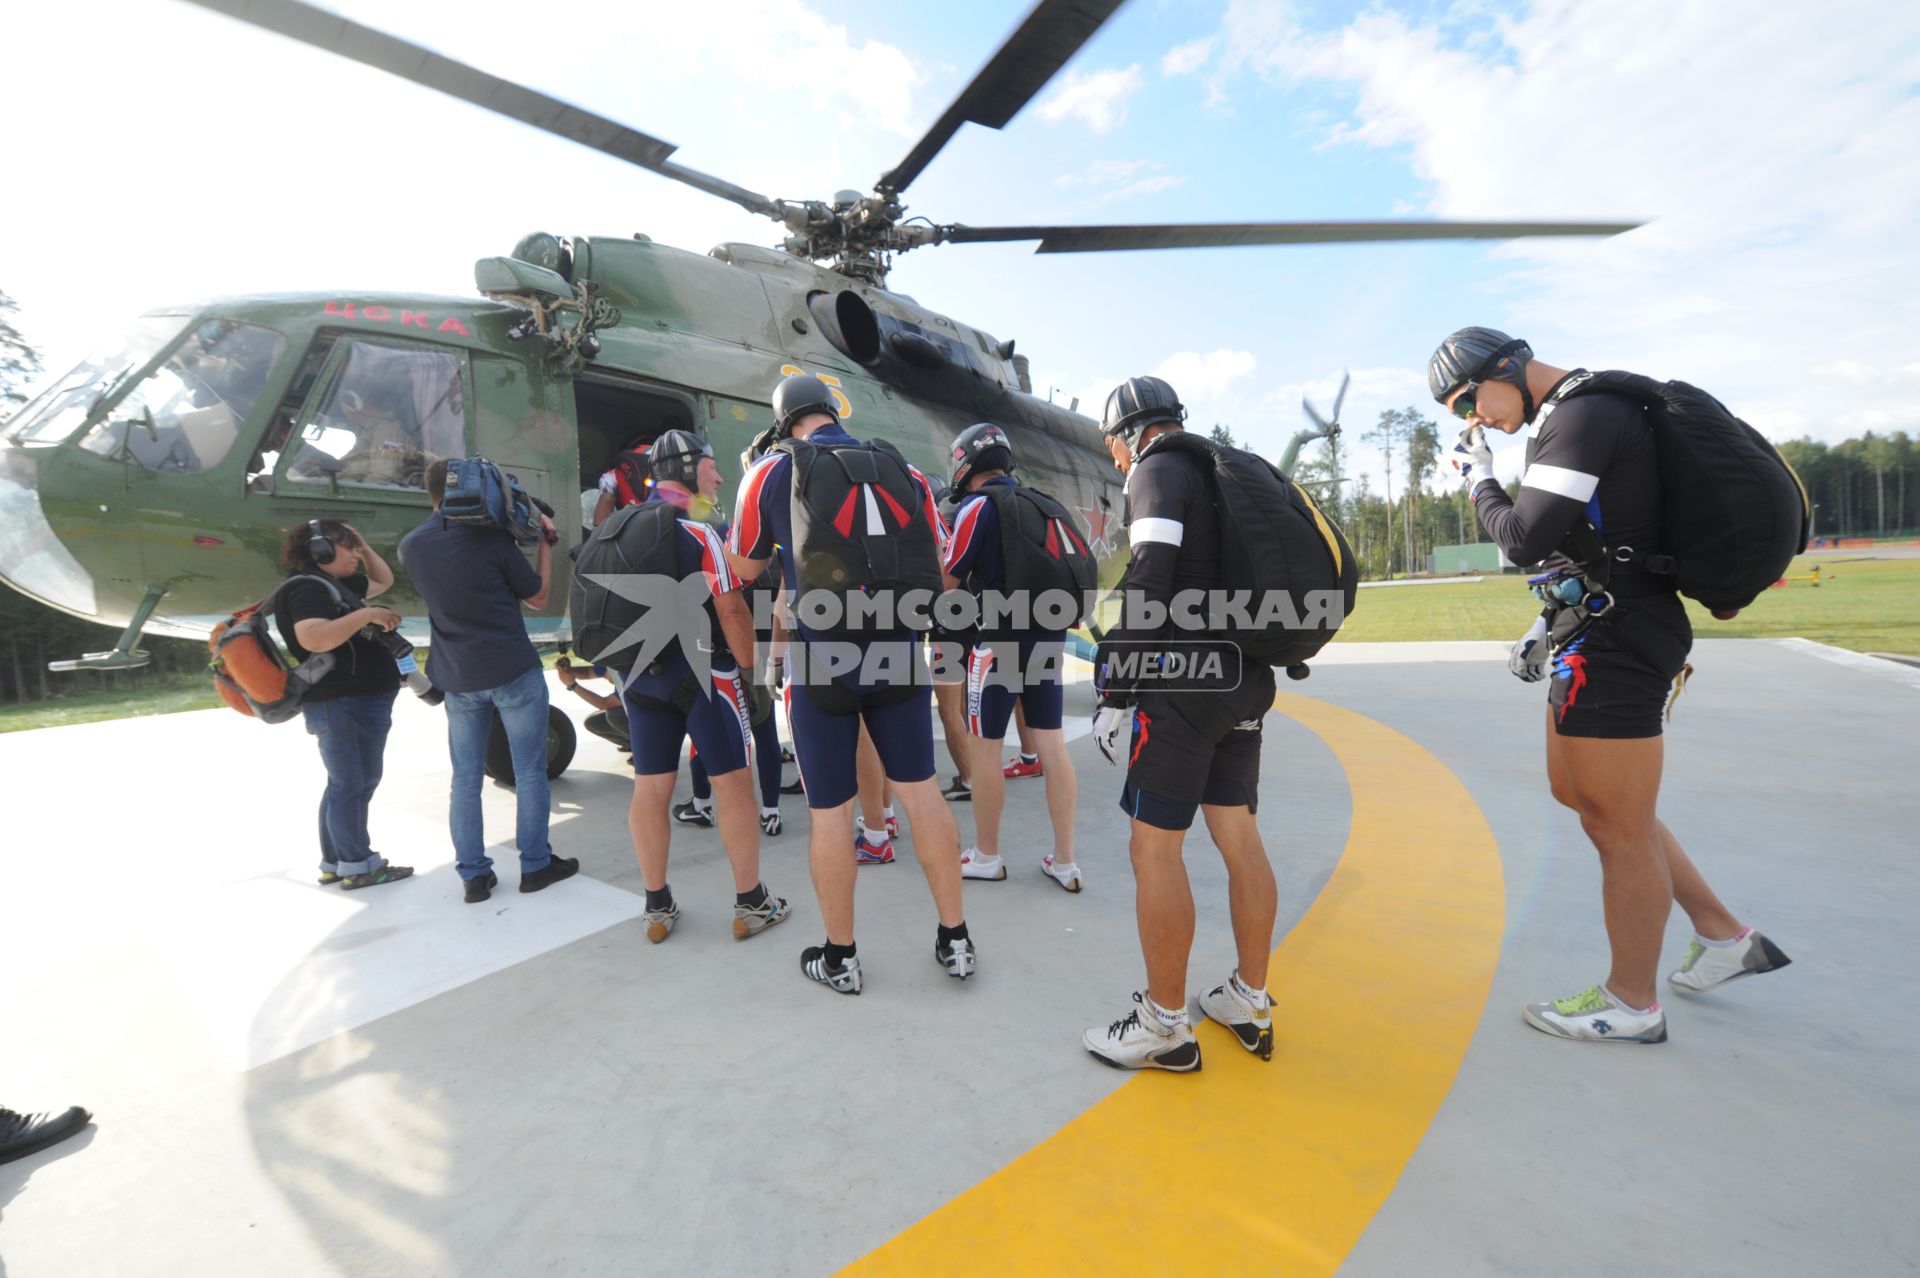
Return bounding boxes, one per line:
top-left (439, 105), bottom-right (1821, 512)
top-left (1449, 385), bottom-right (1481, 421)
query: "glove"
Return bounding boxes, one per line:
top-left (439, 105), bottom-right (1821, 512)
top-left (1091, 703), bottom-right (1129, 766)
top-left (746, 678), bottom-right (774, 726)
top-left (767, 655), bottom-right (786, 690)
top-left (1448, 425), bottom-right (1497, 497)
top-left (1508, 615), bottom-right (1550, 682)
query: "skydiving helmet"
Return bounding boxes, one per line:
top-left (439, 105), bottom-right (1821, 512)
top-left (771, 372), bottom-right (841, 436)
top-left (949, 422), bottom-right (1014, 492)
top-left (649, 428), bottom-right (712, 488)
top-left (1101, 375), bottom-right (1186, 459)
top-left (1428, 327), bottom-right (1536, 422)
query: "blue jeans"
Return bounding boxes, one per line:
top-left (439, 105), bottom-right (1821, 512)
top-left (303, 689), bottom-right (398, 877)
top-left (444, 665), bottom-right (553, 880)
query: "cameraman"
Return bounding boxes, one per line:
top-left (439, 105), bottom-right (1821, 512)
top-left (400, 461), bottom-right (578, 904)
top-left (276, 519), bottom-right (414, 890)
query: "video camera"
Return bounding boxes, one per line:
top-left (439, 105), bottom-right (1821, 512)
top-left (442, 456), bottom-right (558, 546)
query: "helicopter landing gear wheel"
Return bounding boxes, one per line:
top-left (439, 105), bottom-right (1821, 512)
top-left (484, 705), bottom-right (578, 786)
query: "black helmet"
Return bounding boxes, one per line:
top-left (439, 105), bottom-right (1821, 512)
top-left (1428, 326), bottom-right (1534, 409)
top-left (771, 372), bottom-right (841, 436)
top-left (740, 423), bottom-right (781, 474)
top-left (949, 422), bottom-right (1014, 492)
top-left (650, 428), bottom-right (712, 488)
top-left (1102, 376), bottom-right (1186, 457)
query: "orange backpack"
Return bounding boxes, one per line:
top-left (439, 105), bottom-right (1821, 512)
top-left (208, 575), bottom-right (350, 724)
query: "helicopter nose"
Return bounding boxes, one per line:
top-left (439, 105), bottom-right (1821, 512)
top-left (0, 446), bottom-right (98, 617)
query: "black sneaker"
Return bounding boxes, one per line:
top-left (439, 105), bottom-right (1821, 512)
top-left (520, 855), bottom-right (580, 893)
top-left (672, 799), bottom-right (714, 827)
top-left (760, 810), bottom-right (783, 836)
top-left (463, 872), bottom-right (499, 904)
top-left (342, 863), bottom-right (415, 891)
top-left (800, 945), bottom-right (863, 995)
top-left (942, 775), bottom-right (973, 802)
top-left (0, 1105), bottom-right (91, 1166)
top-left (935, 933), bottom-right (977, 980)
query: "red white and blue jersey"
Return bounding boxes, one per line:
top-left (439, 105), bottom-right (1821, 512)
top-left (942, 476), bottom-right (1011, 589)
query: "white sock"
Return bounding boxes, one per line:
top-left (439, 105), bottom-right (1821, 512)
top-left (1145, 994), bottom-right (1189, 1031)
top-left (760, 805), bottom-right (779, 819)
top-left (1230, 971), bottom-right (1270, 1009)
top-left (882, 804), bottom-right (895, 821)
top-left (1697, 927), bottom-right (1749, 949)
top-left (860, 822), bottom-right (887, 844)
top-left (693, 797), bottom-right (713, 814)
top-left (1603, 985), bottom-right (1658, 1016)
top-left (971, 851), bottom-right (1001, 864)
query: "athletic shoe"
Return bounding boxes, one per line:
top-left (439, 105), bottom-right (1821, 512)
top-left (1003, 754), bottom-right (1044, 780)
top-left (644, 899), bottom-right (681, 944)
top-left (760, 810), bottom-right (783, 837)
top-left (1083, 993), bottom-right (1201, 1072)
top-left (959, 848), bottom-right (1006, 881)
top-left (854, 832), bottom-right (894, 865)
top-left (463, 872), bottom-right (499, 904)
top-left (732, 890), bottom-right (790, 939)
top-left (1199, 978), bottom-right (1274, 1060)
top-left (1668, 928), bottom-right (1792, 994)
top-left (672, 799), bottom-right (714, 827)
top-left (801, 945), bottom-right (863, 995)
top-left (520, 855), bottom-right (580, 894)
top-left (780, 745), bottom-right (794, 763)
top-left (935, 933), bottom-right (977, 980)
top-left (0, 1105), bottom-right (91, 1166)
top-left (341, 863), bottom-right (414, 891)
top-left (317, 870), bottom-right (343, 886)
top-left (1523, 985), bottom-right (1667, 1044)
top-left (942, 775), bottom-right (973, 802)
top-left (885, 814), bottom-right (900, 839)
top-left (1041, 855), bottom-right (1083, 893)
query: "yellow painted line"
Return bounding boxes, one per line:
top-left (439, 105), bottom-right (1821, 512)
top-left (839, 691), bottom-right (1506, 1276)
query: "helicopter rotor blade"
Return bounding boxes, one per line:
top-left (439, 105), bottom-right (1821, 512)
top-left (1331, 370), bottom-right (1350, 426)
top-left (938, 219), bottom-right (1642, 252)
top-left (178, 0), bottom-right (781, 218)
top-left (1301, 395), bottom-right (1334, 435)
top-left (876, 0), bottom-right (1126, 197)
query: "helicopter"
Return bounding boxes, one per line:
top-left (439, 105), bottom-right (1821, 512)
top-left (0, 0), bottom-right (1634, 776)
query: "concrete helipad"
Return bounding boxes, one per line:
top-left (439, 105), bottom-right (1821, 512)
top-left (1, 638), bottom-right (1914, 1276)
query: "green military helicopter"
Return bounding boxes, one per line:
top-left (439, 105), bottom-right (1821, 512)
top-left (0, 0), bottom-right (1632, 775)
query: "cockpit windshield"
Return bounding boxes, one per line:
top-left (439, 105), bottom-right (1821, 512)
top-left (75, 319), bottom-right (288, 473)
top-left (1, 316), bottom-right (186, 446)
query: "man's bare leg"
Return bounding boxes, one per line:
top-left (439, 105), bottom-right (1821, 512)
top-left (709, 768), bottom-right (762, 894)
top-left (1030, 726), bottom-right (1077, 865)
top-left (1657, 819), bottom-right (1743, 941)
top-left (1560, 732), bottom-right (1670, 1010)
top-left (890, 776), bottom-right (965, 926)
top-left (1130, 819), bottom-right (1194, 1010)
top-left (1201, 802), bottom-right (1275, 988)
top-left (855, 725), bottom-right (887, 835)
top-left (629, 772), bottom-right (677, 890)
top-left (968, 733), bottom-right (1005, 855)
top-left (808, 798), bottom-right (857, 944)
top-left (934, 681), bottom-right (971, 784)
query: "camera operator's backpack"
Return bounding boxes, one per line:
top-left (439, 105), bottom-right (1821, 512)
top-left (1551, 371), bottom-right (1811, 613)
top-left (774, 436), bottom-right (944, 639)
top-left (442, 456), bottom-right (541, 545)
top-left (1142, 432), bottom-right (1359, 670)
top-left (208, 575), bottom-right (353, 724)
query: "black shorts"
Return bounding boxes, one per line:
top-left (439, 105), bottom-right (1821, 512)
top-left (1119, 668), bottom-right (1277, 831)
top-left (1548, 601), bottom-right (1691, 740)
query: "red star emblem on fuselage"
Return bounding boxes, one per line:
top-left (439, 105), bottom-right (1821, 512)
top-left (1076, 504), bottom-right (1116, 559)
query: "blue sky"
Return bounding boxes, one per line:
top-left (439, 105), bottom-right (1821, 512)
top-left (3, 0), bottom-right (1915, 496)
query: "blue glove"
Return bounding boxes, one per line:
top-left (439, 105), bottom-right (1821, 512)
top-left (1449, 425), bottom-right (1498, 497)
top-left (1509, 615), bottom-right (1549, 682)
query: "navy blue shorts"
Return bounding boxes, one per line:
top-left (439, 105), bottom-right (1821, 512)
top-left (626, 664), bottom-right (752, 777)
top-left (786, 679), bottom-right (936, 810)
top-left (965, 637), bottom-right (1066, 738)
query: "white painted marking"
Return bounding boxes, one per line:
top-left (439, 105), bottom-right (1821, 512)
top-left (1775, 637), bottom-right (1920, 690)
top-left (1521, 463), bottom-right (1599, 502)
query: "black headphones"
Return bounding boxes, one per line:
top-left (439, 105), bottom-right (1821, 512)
top-left (307, 519), bottom-right (336, 566)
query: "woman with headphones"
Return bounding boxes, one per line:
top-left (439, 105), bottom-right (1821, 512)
top-left (275, 519), bottom-right (415, 889)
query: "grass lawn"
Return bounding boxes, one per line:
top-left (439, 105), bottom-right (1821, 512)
top-left (0, 675), bottom-right (219, 734)
top-left (1332, 553), bottom-right (1920, 655)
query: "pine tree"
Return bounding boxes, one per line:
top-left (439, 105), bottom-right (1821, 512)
top-left (0, 289), bottom-right (44, 418)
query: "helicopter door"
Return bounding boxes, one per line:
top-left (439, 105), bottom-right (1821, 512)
top-left (273, 337), bottom-right (469, 499)
top-left (573, 376), bottom-right (700, 532)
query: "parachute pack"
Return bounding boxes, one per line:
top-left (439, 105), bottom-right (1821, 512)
top-left (1554, 371), bottom-right (1810, 613)
top-left (776, 436), bottom-right (944, 640)
top-left (569, 499), bottom-right (689, 675)
top-left (208, 574), bottom-right (353, 723)
top-left (969, 482), bottom-right (1097, 627)
top-left (1143, 432), bottom-right (1359, 670)
top-left (441, 455), bottom-right (543, 545)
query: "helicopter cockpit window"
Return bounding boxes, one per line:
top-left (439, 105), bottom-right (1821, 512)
top-left (74, 319), bottom-right (287, 472)
top-left (286, 342), bottom-right (465, 490)
top-left (3, 316), bottom-right (185, 447)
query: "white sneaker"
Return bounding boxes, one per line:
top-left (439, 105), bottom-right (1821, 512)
top-left (1523, 985), bottom-right (1667, 1044)
top-left (1199, 977), bottom-right (1274, 1060)
top-left (935, 933), bottom-right (977, 980)
top-left (1083, 993), bottom-right (1201, 1072)
top-left (1668, 928), bottom-right (1791, 994)
top-left (644, 900), bottom-right (681, 944)
top-left (800, 945), bottom-right (862, 995)
top-left (958, 848), bottom-right (1006, 881)
top-left (1040, 855), bottom-right (1083, 893)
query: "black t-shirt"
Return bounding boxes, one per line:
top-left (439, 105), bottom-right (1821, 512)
top-left (275, 571), bottom-right (400, 701)
top-left (397, 514), bottom-right (541, 693)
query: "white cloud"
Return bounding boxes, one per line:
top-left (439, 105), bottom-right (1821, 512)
top-left (1100, 175), bottom-right (1188, 205)
top-left (1055, 159), bottom-right (1155, 189)
top-left (1037, 65), bottom-right (1146, 134)
top-left (1155, 349), bottom-right (1259, 403)
top-left (1162, 37), bottom-right (1216, 78)
top-left (1205, 0), bottom-right (1920, 445)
